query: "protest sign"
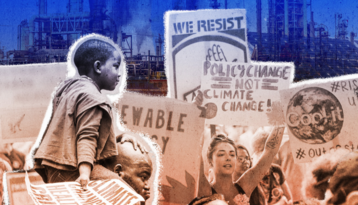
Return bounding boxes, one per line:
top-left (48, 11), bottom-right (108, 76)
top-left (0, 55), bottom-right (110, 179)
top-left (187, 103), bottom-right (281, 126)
top-left (280, 75), bottom-right (358, 163)
top-left (5, 171), bottom-right (44, 205)
top-left (25, 172), bottom-right (144, 205)
top-left (0, 63), bottom-right (67, 143)
top-left (165, 9), bottom-right (250, 101)
top-left (201, 61), bottom-right (293, 126)
top-left (117, 92), bottom-right (206, 205)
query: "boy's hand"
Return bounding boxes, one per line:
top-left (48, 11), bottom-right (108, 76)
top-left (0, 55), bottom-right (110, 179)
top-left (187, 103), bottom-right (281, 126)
top-left (120, 134), bottom-right (148, 154)
top-left (76, 162), bottom-right (92, 191)
top-left (192, 90), bottom-right (203, 106)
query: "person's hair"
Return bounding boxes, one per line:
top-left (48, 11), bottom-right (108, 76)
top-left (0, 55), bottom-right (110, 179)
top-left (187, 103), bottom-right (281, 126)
top-left (251, 129), bottom-right (269, 154)
top-left (188, 194), bottom-right (226, 205)
top-left (207, 135), bottom-right (237, 166)
top-left (99, 133), bottom-right (135, 168)
top-left (301, 149), bottom-right (349, 200)
top-left (328, 151), bottom-right (358, 204)
top-left (236, 144), bottom-right (252, 168)
top-left (74, 39), bottom-right (118, 75)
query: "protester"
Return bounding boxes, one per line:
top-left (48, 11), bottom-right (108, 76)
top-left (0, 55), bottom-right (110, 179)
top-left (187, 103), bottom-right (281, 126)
top-left (189, 194), bottom-right (228, 205)
top-left (233, 144), bottom-right (266, 205)
top-left (250, 129), bottom-right (293, 205)
top-left (0, 142), bottom-right (25, 171)
top-left (327, 151), bottom-right (358, 204)
top-left (100, 133), bottom-right (153, 203)
top-left (205, 126), bottom-right (284, 205)
top-left (0, 159), bottom-right (12, 204)
top-left (273, 139), bottom-right (306, 202)
top-left (301, 149), bottom-right (349, 202)
top-left (260, 164), bottom-right (292, 205)
top-left (33, 35), bottom-right (143, 190)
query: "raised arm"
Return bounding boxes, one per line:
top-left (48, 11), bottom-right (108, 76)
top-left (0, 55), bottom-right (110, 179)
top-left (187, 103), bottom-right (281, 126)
top-left (236, 126), bottom-right (285, 197)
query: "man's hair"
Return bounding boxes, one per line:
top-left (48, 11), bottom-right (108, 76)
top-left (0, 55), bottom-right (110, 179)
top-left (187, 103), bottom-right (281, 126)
top-left (74, 39), bottom-right (117, 75)
top-left (99, 134), bottom-right (134, 168)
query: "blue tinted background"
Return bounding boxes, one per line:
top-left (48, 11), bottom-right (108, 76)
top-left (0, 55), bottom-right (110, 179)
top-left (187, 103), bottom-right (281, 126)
top-left (1, 0), bottom-right (357, 54)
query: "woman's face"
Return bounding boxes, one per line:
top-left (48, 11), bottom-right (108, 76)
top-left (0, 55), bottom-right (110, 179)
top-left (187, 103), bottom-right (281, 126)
top-left (234, 149), bottom-right (251, 176)
top-left (212, 142), bottom-right (236, 176)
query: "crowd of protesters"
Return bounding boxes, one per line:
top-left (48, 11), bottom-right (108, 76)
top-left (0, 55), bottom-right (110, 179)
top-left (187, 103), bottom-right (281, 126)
top-left (1, 34), bottom-right (358, 205)
top-left (194, 124), bottom-right (358, 205)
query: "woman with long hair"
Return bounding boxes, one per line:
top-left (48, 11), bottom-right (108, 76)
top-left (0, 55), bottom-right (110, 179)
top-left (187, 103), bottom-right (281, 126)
top-left (207, 126), bottom-right (284, 205)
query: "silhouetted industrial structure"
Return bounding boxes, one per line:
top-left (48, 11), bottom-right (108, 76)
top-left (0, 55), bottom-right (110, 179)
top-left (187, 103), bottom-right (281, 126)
top-left (0, 0), bottom-right (357, 88)
top-left (1, 0), bottom-right (167, 95)
top-left (253, 0), bottom-right (358, 81)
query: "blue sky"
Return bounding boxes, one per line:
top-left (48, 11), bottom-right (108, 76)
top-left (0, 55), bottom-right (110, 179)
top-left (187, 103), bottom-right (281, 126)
top-left (0, 0), bottom-right (357, 53)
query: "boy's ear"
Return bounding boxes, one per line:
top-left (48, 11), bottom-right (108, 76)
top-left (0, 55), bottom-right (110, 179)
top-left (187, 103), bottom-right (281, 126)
top-left (93, 61), bottom-right (102, 74)
top-left (114, 164), bottom-right (123, 176)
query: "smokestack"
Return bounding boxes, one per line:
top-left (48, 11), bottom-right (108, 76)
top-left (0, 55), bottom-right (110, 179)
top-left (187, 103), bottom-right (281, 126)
top-left (39, 0), bottom-right (47, 16)
top-left (89, 0), bottom-right (105, 34)
top-left (67, 0), bottom-right (84, 13)
top-left (310, 11), bottom-right (315, 38)
top-left (257, 0), bottom-right (262, 53)
top-left (350, 32), bottom-right (355, 44)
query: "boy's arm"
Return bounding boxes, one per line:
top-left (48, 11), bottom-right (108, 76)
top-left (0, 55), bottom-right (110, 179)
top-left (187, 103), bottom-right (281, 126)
top-left (76, 162), bottom-right (92, 191)
top-left (76, 107), bottom-right (103, 189)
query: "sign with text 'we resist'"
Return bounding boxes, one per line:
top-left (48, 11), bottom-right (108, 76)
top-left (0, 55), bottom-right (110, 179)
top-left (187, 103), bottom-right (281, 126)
top-left (165, 9), bottom-right (250, 102)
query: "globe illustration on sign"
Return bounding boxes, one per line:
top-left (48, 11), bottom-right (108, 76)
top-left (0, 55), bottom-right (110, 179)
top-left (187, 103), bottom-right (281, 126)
top-left (286, 87), bottom-right (344, 144)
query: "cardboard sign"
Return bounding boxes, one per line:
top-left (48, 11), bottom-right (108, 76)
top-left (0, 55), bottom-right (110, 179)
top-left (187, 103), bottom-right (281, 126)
top-left (117, 92), bottom-right (206, 205)
top-left (280, 75), bottom-right (358, 162)
top-left (25, 172), bottom-right (144, 205)
top-left (0, 63), bottom-right (67, 143)
top-left (201, 61), bottom-right (293, 126)
top-left (5, 171), bottom-right (44, 205)
top-left (165, 9), bottom-right (250, 101)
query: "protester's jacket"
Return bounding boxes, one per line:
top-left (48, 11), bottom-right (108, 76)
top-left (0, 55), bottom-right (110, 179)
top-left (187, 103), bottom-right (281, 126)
top-left (34, 76), bottom-right (118, 170)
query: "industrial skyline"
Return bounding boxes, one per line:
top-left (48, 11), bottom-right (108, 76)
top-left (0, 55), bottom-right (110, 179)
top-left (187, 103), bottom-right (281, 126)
top-left (0, 0), bottom-right (357, 53)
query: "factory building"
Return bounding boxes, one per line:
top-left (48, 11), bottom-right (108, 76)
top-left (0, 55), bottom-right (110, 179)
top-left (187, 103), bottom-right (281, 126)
top-left (254, 0), bottom-right (358, 81)
top-left (1, 0), bottom-right (358, 85)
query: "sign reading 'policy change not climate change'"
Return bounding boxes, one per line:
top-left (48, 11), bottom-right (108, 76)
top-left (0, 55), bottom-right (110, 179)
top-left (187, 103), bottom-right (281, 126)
top-left (201, 61), bottom-right (294, 126)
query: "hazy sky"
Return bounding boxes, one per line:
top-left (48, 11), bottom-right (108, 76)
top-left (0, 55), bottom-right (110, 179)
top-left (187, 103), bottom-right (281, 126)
top-left (0, 0), bottom-right (357, 53)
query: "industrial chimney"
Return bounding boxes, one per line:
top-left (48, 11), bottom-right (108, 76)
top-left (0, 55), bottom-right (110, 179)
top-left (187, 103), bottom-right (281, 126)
top-left (67, 0), bottom-right (84, 13)
top-left (38, 0), bottom-right (47, 16)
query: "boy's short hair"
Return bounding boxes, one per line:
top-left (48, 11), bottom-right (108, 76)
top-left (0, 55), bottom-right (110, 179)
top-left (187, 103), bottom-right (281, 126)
top-left (74, 39), bottom-right (118, 75)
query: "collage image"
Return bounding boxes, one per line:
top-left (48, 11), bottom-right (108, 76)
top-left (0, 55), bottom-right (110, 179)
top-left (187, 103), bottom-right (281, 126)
top-left (1, 0), bottom-right (358, 205)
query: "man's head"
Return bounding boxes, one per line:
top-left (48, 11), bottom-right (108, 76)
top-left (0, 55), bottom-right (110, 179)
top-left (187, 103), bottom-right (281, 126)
top-left (74, 39), bottom-right (122, 91)
top-left (104, 139), bottom-right (153, 200)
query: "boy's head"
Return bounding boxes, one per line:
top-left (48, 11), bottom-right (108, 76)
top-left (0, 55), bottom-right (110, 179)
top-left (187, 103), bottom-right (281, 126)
top-left (74, 38), bottom-right (122, 91)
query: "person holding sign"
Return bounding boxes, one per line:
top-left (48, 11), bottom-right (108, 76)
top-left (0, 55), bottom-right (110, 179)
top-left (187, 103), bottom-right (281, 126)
top-left (206, 126), bottom-right (284, 205)
top-left (100, 133), bottom-right (153, 203)
top-left (33, 35), bottom-right (144, 191)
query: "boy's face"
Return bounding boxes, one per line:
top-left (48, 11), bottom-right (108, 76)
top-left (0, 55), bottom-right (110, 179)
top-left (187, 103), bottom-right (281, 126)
top-left (100, 50), bottom-right (122, 91)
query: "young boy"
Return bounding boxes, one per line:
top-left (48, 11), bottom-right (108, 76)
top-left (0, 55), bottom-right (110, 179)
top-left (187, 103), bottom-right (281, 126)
top-left (34, 37), bottom-right (126, 190)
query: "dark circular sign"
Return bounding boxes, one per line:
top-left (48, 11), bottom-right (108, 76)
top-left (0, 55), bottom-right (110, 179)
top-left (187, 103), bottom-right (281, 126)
top-left (286, 87), bottom-right (344, 144)
top-left (205, 103), bottom-right (218, 119)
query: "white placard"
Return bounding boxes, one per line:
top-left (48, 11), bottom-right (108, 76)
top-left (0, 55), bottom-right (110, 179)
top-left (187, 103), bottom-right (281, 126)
top-left (165, 9), bottom-right (250, 101)
top-left (280, 75), bottom-right (358, 162)
top-left (201, 61), bottom-right (294, 126)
